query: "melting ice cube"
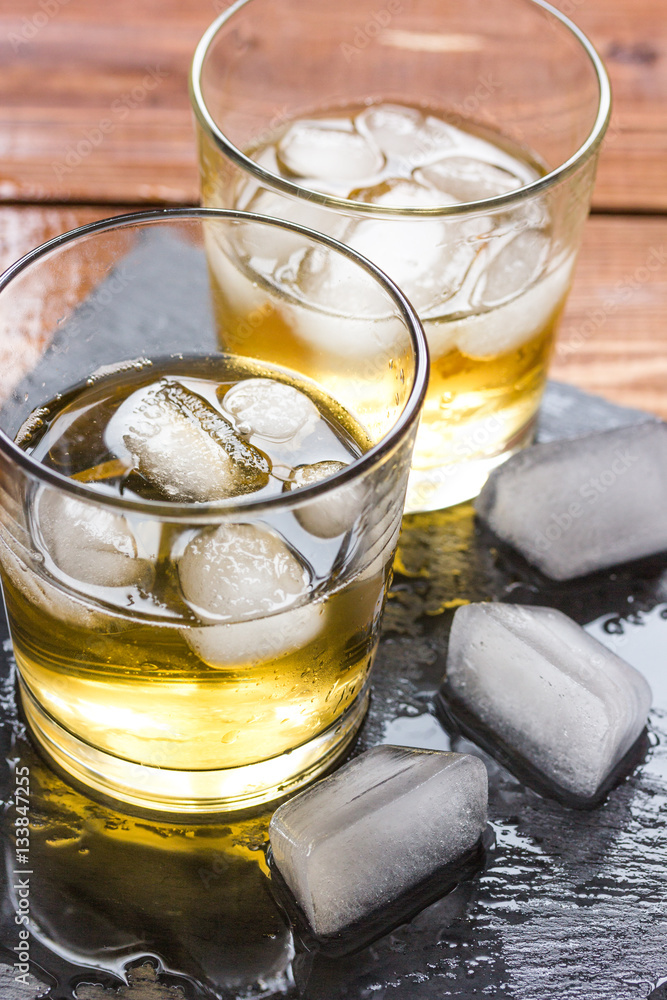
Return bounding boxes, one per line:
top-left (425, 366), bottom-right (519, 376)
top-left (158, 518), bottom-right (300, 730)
top-left (0, 517), bottom-right (109, 629)
top-left (179, 521), bottom-right (309, 618)
top-left (287, 461), bottom-right (364, 538)
top-left (342, 180), bottom-right (476, 315)
top-left (269, 745), bottom-right (487, 939)
top-left (416, 155), bottom-right (526, 203)
top-left (283, 245), bottom-right (405, 360)
top-left (288, 460), bottom-right (348, 489)
top-left (210, 182), bottom-right (407, 363)
top-left (356, 104), bottom-right (456, 168)
top-left (475, 422), bottom-right (667, 579)
top-left (287, 178), bottom-right (461, 356)
top-left (111, 380), bottom-right (270, 502)
top-left (184, 602), bottom-right (325, 668)
top-left (441, 603), bottom-right (653, 805)
top-left (474, 229), bottom-right (550, 307)
top-left (427, 253), bottom-right (573, 360)
top-left (221, 378), bottom-right (319, 443)
top-left (234, 189), bottom-right (348, 268)
top-left (276, 119), bottom-right (385, 184)
top-left (179, 522), bottom-right (322, 666)
top-left (35, 489), bottom-right (154, 589)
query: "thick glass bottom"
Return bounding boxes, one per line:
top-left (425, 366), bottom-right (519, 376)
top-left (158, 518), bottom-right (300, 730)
top-left (19, 677), bottom-right (369, 815)
top-left (405, 417), bottom-right (536, 513)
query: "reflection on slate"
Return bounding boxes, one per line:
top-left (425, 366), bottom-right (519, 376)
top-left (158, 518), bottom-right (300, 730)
top-left (267, 827), bottom-right (493, 961)
top-left (0, 231), bottom-right (216, 438)
top-left (0, 232), bottom-right (666, 999)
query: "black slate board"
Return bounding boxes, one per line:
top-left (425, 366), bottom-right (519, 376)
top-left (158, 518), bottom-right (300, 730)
top-left (0, 233), bottom-right (665, 1000)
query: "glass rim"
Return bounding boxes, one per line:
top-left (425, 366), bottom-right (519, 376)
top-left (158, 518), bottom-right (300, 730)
top-left (190, 0), bottom-right (612, 219)
top-left (0, 207), bottom-right (429, 520)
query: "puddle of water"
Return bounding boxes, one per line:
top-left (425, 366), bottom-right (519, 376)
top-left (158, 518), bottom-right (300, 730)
top-left (586, 603), bottom-right (667, 705)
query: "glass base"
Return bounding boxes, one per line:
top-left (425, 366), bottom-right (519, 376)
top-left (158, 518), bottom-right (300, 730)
top-left (19, 678), bottom-right (369, 815)
top-left (405, 421), bottom-right (536, 513)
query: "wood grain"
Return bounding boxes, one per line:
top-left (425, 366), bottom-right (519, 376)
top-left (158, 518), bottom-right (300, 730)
top-left (0, 0), bottom-right (207, 205)
top-left (565, 0), bottom-right (667, 212)
top-left (0, 0), bottom-right (664, 210)
top-left (553, 215), bottom-right (667, 417)
top-left (0, 207), bottom-right (664, 419)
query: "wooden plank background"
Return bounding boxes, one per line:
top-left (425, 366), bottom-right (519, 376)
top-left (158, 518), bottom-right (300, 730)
top-left (0, 0), bottom-right (665, 417)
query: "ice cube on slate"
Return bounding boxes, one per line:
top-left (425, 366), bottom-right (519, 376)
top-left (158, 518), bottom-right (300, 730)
top-left (115, 380), bottom-right (270, 502)
top-left (287, 461), bottom-right (364, 538)
top-left (475, 422), bottom-right (667, 579)
top-left (269, 745), bottom-right (488, 939)
top-left (179, 522), bottom-right (324, 665)
top-left (221, 377), bottom-right (319, 443)
top-left (35, 489), bottom-right (154, 589)
top-left (442, 603), bottom-right (653, 804)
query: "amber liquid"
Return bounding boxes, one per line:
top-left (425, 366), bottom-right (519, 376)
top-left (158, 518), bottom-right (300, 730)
top-left (2, 357), bottom-right (385, 787)
top-left (200, 100), bottom-right (573, 509)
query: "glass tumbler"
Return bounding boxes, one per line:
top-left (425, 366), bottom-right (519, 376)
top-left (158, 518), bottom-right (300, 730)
top-left (0, 209), bottom-right (428, 814)
top-left (190, 0), bottom-right (610, 512)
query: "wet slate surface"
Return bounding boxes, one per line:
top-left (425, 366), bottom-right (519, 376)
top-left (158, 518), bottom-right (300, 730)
top-left (0, 384), bottom-right (665, 1000)
top-left (0, 235), bottom-right (665, 998)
